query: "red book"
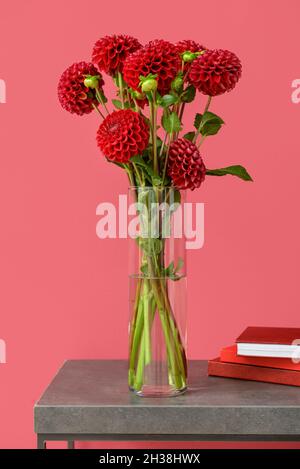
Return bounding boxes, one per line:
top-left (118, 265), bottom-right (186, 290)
top-left (235, 327), bottom-right (300, 358)
top-left (221, 344), bottom-right (300, 371)
top-left (236, 326), bottom-right (300, 345)
top-left (208, 358), bottom-right (300, 387)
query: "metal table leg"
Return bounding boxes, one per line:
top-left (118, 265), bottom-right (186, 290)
top-left (68, 440), bottom-right (75, 449)
top-left (37, 434), bottom-right (46, 449)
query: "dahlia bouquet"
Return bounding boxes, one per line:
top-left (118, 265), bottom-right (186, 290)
top-left (58, 35), bottom-right (252, 396)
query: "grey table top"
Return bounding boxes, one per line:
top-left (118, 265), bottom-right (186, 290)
top-left (34, 360), bottom-right (300, 436)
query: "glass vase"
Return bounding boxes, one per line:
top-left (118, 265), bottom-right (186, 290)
top-left (128, 186), bottom-right (187, 397)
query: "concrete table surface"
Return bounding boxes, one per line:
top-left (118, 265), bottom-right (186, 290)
top-left (34, 360), bottom-right (300, 447)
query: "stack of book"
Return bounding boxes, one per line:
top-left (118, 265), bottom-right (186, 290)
top-left (208, 326), bottom-right (300, 386)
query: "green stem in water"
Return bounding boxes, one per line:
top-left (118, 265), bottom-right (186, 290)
top-left (129, 298), bottom-right (144, 387)
top-left (146, 257), bottom-right (183, 389)
top-left (159, 277), bottom-right (187, 378)
top-left (142, 279), bottom-right (151, 365)
top-left (132, 281), bottom-right (156, 390)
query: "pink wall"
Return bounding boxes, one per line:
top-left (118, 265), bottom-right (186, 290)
top-left (0, 0), bottom-right (300, 449)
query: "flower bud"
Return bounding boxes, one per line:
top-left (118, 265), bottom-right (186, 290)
top-left (171, 76), bottom-right (184, 92)
top-left (182, 51), bottom-right (197, 63)
top-left (141, 78), bottom-right (158, 93)
top-left (84, 75), bottom-right (100, 89)
top-left (132, 90), bottom-right (145, 100)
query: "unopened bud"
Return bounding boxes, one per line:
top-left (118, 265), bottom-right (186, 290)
top-left (141, 78), bottom-right (158, 93)
top-left (171, 76), bottom-right (184, 92)
top-left (84, 75), bottom-right (100, 89)
top-left (182, 51), bottom-right (197, 63)
top-left (132, 90), bottom-right (145, 100)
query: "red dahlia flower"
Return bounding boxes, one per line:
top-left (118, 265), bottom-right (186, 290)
top-left (188, 49), bottom-right (242, 96)
top-left (167, 138), bottom-right (206, 190)
top-left (97, 110), bottom-right (149, 163)
top-left (58, 62), bottom-right (104, 115)
top-left (92, 35), bottom-right (142, 76)
top-left (176, 40), bottom-right (206, 73)
top-left (176, 39), bottom-right (206, 55)
top-left (123, 40), bottom-right (181, 96)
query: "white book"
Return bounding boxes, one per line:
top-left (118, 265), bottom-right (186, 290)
top-left (237, 342), bottom-right (300, 358)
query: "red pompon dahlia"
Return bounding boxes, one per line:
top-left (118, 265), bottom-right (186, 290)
top-left (97, 110), bottom-right (149, 163)
top-left (167, 138), bottom-right (206, 191)
top-left (176, 39), bottom-right (206, 55)
top-left (58, 62), bottom-right (104, 115)
top-left (123, 40), bottom-right (181, 95)
top-left (188, 49), bottom-right (242, 96)
top-left (92, 35), bottom-right (142, 76)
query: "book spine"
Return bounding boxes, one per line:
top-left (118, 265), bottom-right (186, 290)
top-left (221, 346), bottom-right (300, 371)
top-left (208, 359), bottom-right (300, 387)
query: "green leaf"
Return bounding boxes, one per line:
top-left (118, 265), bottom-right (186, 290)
top-left (112, 99), bottom-right (130, 109)
top-left (130, 155), bottom-right (163, 186)
top-left (174, 257), bottom-right (184, 274)
top-left (159, 94), bottom-right (178, 108)
top-left (162, 257), bottom-right (185, 280)
top-left (163, 261), bottom-right (174, 277)
top-left (140, 263), bottom-right (149, 276)
top-left (183, 131), bottom-right (195, 142)
top-left (156, 137), bottom-right (163, 149)
top-left (112, 99), bottom-right (123, 109)
top-left (162, 111), bottom-right (182, 134)
top-left (200, 111), bottom-right (224, 136)
top-left (180, 85), bottom-right (196, 103)
top-left (194, 113), bottom-right (202, 129)
top-left (206, 165), bottom-right (253, 181)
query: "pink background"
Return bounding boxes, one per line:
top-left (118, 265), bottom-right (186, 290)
top-left (1, 0), bottom-right (300, 449)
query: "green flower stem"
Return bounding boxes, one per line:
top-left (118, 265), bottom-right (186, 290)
top-left (146, 258), bottom-right (183, 388)
top-left (132, 162), bottom-right (143, 187)
top-left (156, 276), bottom-right (186, 379)
top-left (150, 91), bottom-right (158, 174)
top-left (129, 297), bottom-right (144, 387)
top-left (193, 95), bottom-right (212, 144)
top-left (143, 279), bottom-right (152, 365)
top-left (92, 103), bottom-right (105, 119)
top-left (162, 134), bottom-right (173, 184)
top-left (132, 281), bottom-right (156, 391)
top-left (129, 277), bottom-right (142, 350)
top-left (129, 269), bottom-right (186, 391)
top-left (159, 132), bottom-right (168, 159)
top-left (159, 278), bottom-right (187, 377)
top-left (133, 98), bottom-right (141, 114)
top-left (178, 102), bottom-right (185, 123)
top-left (150, 277), bottom-right (183, 389)
top-left (133, 327), bottom-right (145, 390)
top-left (197, 135), bottom-right (207, 149)
top-left (124, 164), bottom-right (135, 187)
top-left (95, 89), bottom-right (109, 115)
top-left (118, 72), bottom-right (125, 109)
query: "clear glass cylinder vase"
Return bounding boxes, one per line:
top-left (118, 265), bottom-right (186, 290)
top-left (128, 186), bottom-right (187, 397)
